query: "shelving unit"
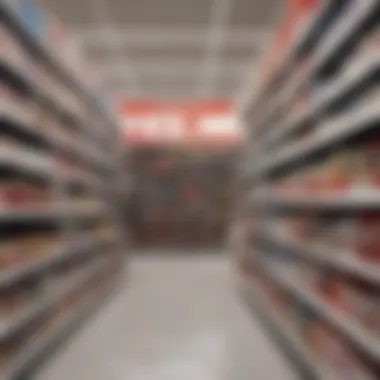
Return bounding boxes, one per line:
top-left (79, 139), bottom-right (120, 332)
top-left (0, 1), bottom-right (125, 378)
top-left (240, 274), bottom-right (338, 380)
top-left (236, 1), bottom-right (380, 379)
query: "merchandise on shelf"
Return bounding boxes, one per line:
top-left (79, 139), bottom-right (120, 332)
top-left (0, 234), bottom-right (57, 270)
top-left (127, 147), bottom-right (237, 248)
top-left (0, 0), bottom-right (125, 376)
top-left (237, 1), bottom-right (380, 378)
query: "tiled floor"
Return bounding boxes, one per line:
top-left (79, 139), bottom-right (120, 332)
top-left (39, 254), bottom-right (296, 380)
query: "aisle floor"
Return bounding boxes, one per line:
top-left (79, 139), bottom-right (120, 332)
top-left (39, 254), bottom-right (296, 380)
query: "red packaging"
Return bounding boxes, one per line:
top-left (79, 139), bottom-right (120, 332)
top-left (344, 287), bottom-right (380, 338)
top-left (351, 138), bottom-right (380, 190)
top-left (306, 323), bottom-right (375, 380)
top-left (356, 213), bottom-right (380, 263)
top-left (317, 275), bottom-right (355, 316)
top-left (0, 182), bottom-right (51, 209)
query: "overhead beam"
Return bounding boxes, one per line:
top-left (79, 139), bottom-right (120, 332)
top-left (110, 86), bottom-right (237, 100)
top-left (91, 0), bottom-right (140, 96)
top-left (199, 0), bottom-right (233, 97)
top-left (107, 80), bottom-right (240, 95)
top-left (101, 60), bottom-right (254, 76)
top-left (73, 27), bottom-right (271, 48)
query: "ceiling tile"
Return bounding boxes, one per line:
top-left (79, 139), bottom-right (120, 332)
top-left (229, 0), bottom-right (284, 27)
top-left (35, 0), bottom-right (283, 100)
top-left (36, 0), bottom-right (96, 26)
top-left (219, 44), bottom-right (260, 62)
top-left (108, 0), bottom-right (213, 27)
top-left (85, 44), bottom-right (206, 62)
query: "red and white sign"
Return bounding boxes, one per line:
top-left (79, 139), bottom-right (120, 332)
top-left (120, 100), bottom-right (243, 148)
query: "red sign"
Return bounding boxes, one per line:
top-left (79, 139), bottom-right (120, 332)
top-left (120, 100), bottom-right (243, 148)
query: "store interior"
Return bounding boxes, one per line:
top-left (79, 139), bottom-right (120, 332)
top-left (2, 0), bottom-right (380, 379)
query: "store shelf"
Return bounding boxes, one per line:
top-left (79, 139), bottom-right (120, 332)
top-left (72, 203), bottom-right (107, 220)
top-left (1, 105), bottom-right (50, 147)
top-left (0, 299), bottom-right (50, 342)
top-left (64, 172), bottom-right (105, 193)
top-left (1, 260), bottom-right (118, 380)
top-left (238, 2), bottom-right (380, 379)
top-left (261, 229), bottom-right (380, 286)
top-left (0, 0), bottom-right (124, 376)
top-left (0, 237), bottom-right (96, 289)
top-left (263, 55), bottom-right (380, 148)
top-left (0, 2), bottom-right (113, 132)
top-left (0, 148), bottom-right (112, 193)
top-left (240, 275), bottom-right (337, 380)
top-left (1, 104), bottom-right (114, 176)
top-left (309, 0), bottom-right (378, 75)
top-left (0, 147), bottom-right (55, 179)
top-left (1, 59), bottom-right (88, 146)
top-left (252, 0), bottom-right (378, 136)
top-left (251, 99), bottom-right (380, 181)
top-left (260, 262), bottom-right (380, 363)
top-left (1, 98), bottom-right (80, 157)
top-left (0, 19), bottom-right (120, 161)
top-left (0, 245), bottom-right (62, 289)
top-left (0, 58), bottom-right (34, 94)
top-left (240, 0), bottom-right (335, 121)
top-left (0, 206), bottom-right (65, 224)
top-left (0, 202), bottom-right (110, 225)
top-left (251, 190), bottom-right (380, 213)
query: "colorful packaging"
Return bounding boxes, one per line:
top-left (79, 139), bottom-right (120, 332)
top-left (356, 213), bottom-right (380, 263)
top-left (0, 181), bottom-right (51, 209)
top-left (306, 323), bottom-right (375, 380)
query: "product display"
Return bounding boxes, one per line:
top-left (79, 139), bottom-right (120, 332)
top-left (127, 147), bottom-right (236, 248)
top-left (0, 1), bottom-right (125, 378)
top-left (237, 1), bottom-right (380, 379)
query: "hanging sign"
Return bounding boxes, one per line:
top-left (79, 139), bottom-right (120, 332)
top-left (120, 100), bottom-right (243, 148)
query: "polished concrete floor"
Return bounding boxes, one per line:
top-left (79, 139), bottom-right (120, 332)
top-left (39, 255), bottom-right (296, 380)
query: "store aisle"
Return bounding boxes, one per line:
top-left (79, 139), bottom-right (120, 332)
top-left (39, 254), bottom-right (296, 380)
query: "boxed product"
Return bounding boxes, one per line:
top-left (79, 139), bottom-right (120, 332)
top-left (343, 285), bottom-right (380, 338)
top-left (317, 273), bottom-right (356, 315)
top-left (0, 180), bottom-right (52, 210)
top-left (0, 236), bottom-right (57, 270)
top-left (0, 282), bottom-right (43, 318)
top-left (350, 138), bottom-right (380, 192)
top-left (311, 216), bottom-right (357, 254)
top-left (355, 212), bottom-right (380, 264)
top-left (317, 273), bottom-right (380, 339)
top-left (305, 322), bottom-right (375, 380)
top-left (277, 169), bottom-right (309, 196)
top-left (277, 150), bottom-right (352, 196)
top-left (311, 152), bottom-right (351, 195)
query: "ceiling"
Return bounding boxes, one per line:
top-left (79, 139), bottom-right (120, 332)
top-left (36, 0), bottom-right (284, 101)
